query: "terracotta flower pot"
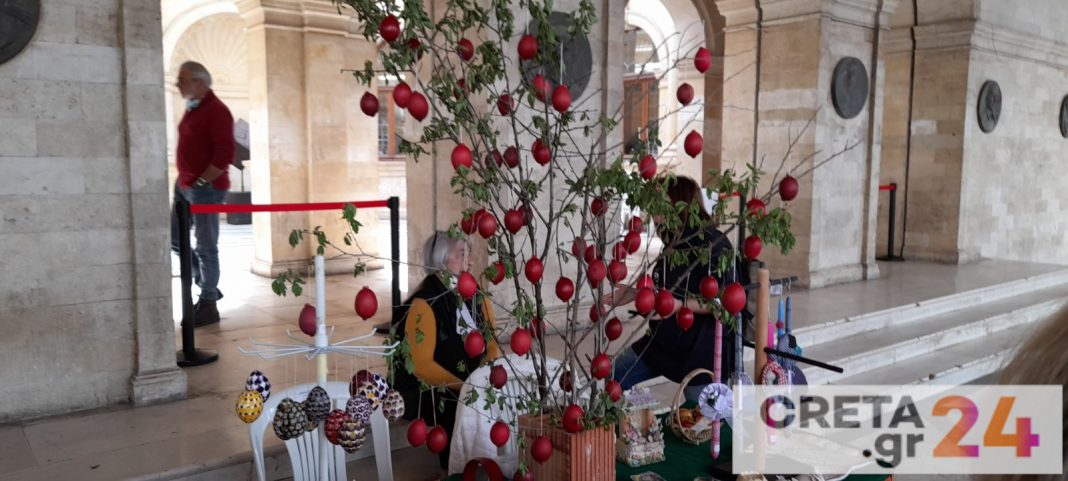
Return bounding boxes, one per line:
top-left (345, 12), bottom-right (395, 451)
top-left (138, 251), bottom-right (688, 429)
top-left (519, 414), bottom-right (615, 481)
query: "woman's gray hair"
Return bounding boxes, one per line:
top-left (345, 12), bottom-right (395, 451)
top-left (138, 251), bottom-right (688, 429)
top-left (179, 61), bottom-right (213, 88)
top-left (422, 230), bottom-right (465, 275)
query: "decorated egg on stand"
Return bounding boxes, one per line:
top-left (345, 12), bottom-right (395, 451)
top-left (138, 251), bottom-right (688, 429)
top-left (235, 390), bottom-right (264, 423)
top-left (303, 386), bottom-right (331, 426)
top-left (337, 417), bottom-right (367, 453)
top-left (273, 398), bottom-right (309, 441)
top-left (357, 381), bottom-right (382, 410)
top-left (371, 373), bottom-right (390, 399)
top-left (382, 389), bottom-right (405, 422)
top-left (346, 395), bottom-right (374, 424)
top-left (246, 370), bottom-right (271, 401)
top-left (324, 409), bottom-right (348, 445)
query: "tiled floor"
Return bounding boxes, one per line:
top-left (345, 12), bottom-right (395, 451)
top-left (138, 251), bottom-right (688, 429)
top-left (1, 222), bottom-right (1063, 480)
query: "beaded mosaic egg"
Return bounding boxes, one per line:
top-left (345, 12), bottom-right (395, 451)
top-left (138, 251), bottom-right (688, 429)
top-left (246, 370), bottom-right (271, 401)
top-left (235, 390), bottom-right (264, 423)
top-left (324, 409), bottom-right (348, 445)
top-left (371, 373), bottom-right (389, 398)
top-left (357, 381), bottom-right (382, 410)
top-left (303, 386), bottom-right (331, 426)
top-left (350, 370), bottom-right (372, 396)
top-left (382, 389), bottom-right (405, 422)
top-left (273, 398), bottom-right (309, 441)
top-left (337, 417), bottom-right (367, 453)
top-left (345, 395), bottom-right (374, 424)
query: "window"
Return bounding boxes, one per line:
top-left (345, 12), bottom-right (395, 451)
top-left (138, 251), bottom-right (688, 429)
top-left (623, 74), bottom-right (659, 155)
top-left (377, 88), bottom-right (407, 159)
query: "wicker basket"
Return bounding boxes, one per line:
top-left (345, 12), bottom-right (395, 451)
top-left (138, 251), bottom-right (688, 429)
top-left (669, 368), bottom-right (715, 445)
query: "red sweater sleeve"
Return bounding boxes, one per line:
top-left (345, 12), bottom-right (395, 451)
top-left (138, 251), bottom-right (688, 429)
top-left (207, 106), bottom-right (235, 171)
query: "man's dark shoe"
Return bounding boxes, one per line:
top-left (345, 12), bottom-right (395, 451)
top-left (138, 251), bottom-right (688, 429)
top-left (193, 299), bottom-right (220, 327)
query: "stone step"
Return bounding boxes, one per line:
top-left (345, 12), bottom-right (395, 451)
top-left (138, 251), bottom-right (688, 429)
top-left (800, 283), bottom-right (1068, 385)
top-left (830, 322), bottom-right (1038, 386)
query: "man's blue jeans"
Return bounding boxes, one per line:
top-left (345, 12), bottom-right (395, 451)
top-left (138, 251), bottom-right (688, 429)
top-left (171, 184), bottom-right (227, 301)
top-left (614, 346), bottom-right (707, 404)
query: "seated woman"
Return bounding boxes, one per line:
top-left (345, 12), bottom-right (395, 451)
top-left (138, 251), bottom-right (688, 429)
top-left (604, 176), bottom-right (739, 403)
top-left (391, 231), bottom-right (500, 474)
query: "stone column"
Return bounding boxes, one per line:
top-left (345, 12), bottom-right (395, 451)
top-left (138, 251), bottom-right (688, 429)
top-left (124, 0), bottom-right (188, 405)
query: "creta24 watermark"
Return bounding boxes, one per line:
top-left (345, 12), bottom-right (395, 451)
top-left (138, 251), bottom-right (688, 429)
top-left (732, 385), bottom-right (1063, 475)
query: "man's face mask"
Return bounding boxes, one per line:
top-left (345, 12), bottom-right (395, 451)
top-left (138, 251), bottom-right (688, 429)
top-left (186, 98), bottom-right (201, 110)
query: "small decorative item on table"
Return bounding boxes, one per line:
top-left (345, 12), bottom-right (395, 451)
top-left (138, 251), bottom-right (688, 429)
top-left (670, 369), bottom-right (720, 445)
top-left (616, 387), bottom-right (667, 467)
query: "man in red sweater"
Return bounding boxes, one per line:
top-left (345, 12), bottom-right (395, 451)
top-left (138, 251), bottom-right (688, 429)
top-left (170, 61), bottom-right (234, 327)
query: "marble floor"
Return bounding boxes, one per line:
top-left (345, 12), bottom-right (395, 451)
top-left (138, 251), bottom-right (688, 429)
top-left (0, 222), bottom-right (1062, 480)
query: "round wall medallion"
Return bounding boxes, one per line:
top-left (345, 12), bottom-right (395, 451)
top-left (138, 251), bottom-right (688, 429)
top-left (977, 80), bottom-right (1001, 133)
top-left (1059, 95), bottom-right (1068, 138)
top-left (830, 57), bottom-right (868, 119)
top-left (523, 11), bottom-right (593, 100)
top-left (0, 0), bottom-right (40, 65)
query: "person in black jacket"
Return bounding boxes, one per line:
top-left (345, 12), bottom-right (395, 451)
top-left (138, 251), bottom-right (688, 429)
top-left (390, 231), bottom-right (500, 473)
top-left (603, 176), bottom-right (738, 403)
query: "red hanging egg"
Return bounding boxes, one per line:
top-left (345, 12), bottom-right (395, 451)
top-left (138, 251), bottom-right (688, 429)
top-left (408, 92), bottom-right (429, 121)
top-left (488, 149), bottom-right (503, 167)
top-left (676, 82), bottom-right (695, 105)
top-left (563, 404), bottom-right (585, 433)
top-left (477, 212), bottom-right (498, 238)
top-left (639, 154), bottom-right (657, 180)
top-left (744, 235), bottom-right (763, 260)
top-left (532, 139), bottom-right (551, 165)
top-left (655, 290), bottom-right (676, 317)
top-left (700, 275), bottom-right (719, 300)
top-left (684, 130), bottom-right (703, 157)
top-left (514, 471), bottom-right (534, 481)
top-left (489, 261), bottom-right (506, 285)
top-left (584, 245), bottom-right (599, 263)
top-left (590, 353), bottom-right (612, 380)
top-left (355, 287), bottom-right (377, 320)
top-left (590, 197), bottom-right (606, 217)
top-left (298, 303), bottom-right (317, 336)
top-left (677, 307), bottom-right (694, 331)
top-left (605, 317), bottom-right (622, 341)
top-left (457, 271), bottom-right (478, 299)
top-left (587, 259), bottom-right (607, 287)
top-left (407, 38), bottom-right (423, 59)
top-left (559, 371), bottom-right (573, 392)
top-left (460, 212), bottom-right (478, 235)
top-left (551, 85), bottom-right (571, 113)
top-left (695, 47), bottom-right (713, 73)
top-left (530, 317), bottom-right (546, 339)
top-left (497, 94), bottom-right (513, 116)
top-left (524, 257), bottom-right (543, 283)
top-left (451, 144), bottom-right (473, 170)
top-left (589, 303), bottom-right (604, 323)
top-left (722, 282), bottom-right (747, 315)
top-left (612, 242), bottom-right (628, 261)
top-left (426, 425), bottom-right (448, 453)
top-left (360, 92), bottom-right (379, 117)
top-left (490, 421), bottom-right (510, 447)
top-left (555, 277), bottom-right (574, 302)
top-left (780, 175), bottom-right (799, 201)
top-left (608, 260), bottom-right (627, 284)
top-left (489, 365), bottom-right (507, 389)
top-left (635, 288), bottom-right (656, 315)
top-left (518, 34), bottom-right (538, 60)
top-left (636, 274), bottom-right (654, 290)
top-left (407, 418), bottom-right (428, 446)
top-left (532, 75), bottom-right (549, 101)
top-left (571, 238), bottom-right (586, 258)
top-left (504, 209), bottom-right (525, 233)
top-left (630, 216), bottom-right (644, 233)
top-left (464, 331), bottom-right (485, 358)
top-left (624, 230), bottom-right (642, 254)
top-left (379, 15), bottom-right (401, 43)
top-left (510, 328), bottom-right (532, 356)
top-left (503, 146), bottom-right (520, 168)
top-left (392, 82), bottom-right (412, 108)
top-left (531, 436), bottom-right (552, 463)
top-left (457, 38), bottom-right (475, 61)
top-left (606, 380), bottom-right (623, 402)
top-left (746, 198), bottom-right (767, 217)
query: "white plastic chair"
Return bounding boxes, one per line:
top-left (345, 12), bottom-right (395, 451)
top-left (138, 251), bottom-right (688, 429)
top-left (249, 381), bottom-right (394, 481)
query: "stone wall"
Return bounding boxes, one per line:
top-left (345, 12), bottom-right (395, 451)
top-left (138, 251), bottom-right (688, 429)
top-left (0, 0), bottom-right (185, 421)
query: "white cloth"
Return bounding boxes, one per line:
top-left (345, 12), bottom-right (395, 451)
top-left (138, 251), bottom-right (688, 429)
top-left (448, 355), bottom-right (565, 476)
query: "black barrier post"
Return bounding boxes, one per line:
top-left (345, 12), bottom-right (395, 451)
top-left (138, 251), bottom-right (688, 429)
top-left (175, 198), bottom-right (219, 367)
top-left (877, 183), bottom-right (905, 262)
top-left (375, 197), bottom-right (402, 335)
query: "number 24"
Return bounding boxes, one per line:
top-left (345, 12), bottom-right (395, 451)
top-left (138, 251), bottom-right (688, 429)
top-left (932, 396), bottom-right (1040, 457)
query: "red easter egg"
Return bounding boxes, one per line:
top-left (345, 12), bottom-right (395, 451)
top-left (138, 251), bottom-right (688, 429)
top-left (510, 328), bottom-right (532, 356)
top-left (587, 259), bottom-right (607, 287)
top-left (591, 197), bottom-right (606, 217)
top-left (695, 47), bottom-right (713, 73)
top-left (504, 209), bottom-right (525, 233)
top-left (677, 82), bottom-right (694, 105)
top-left (605, 317), bottom-right (623, 341)
top-left (457, 271), bottom-right (478, 299)
top-left (407, 38), bottom-right (423, 59)
top-left (677, 307), bottom-right (694, 331)
top-left (464, 331), bottom-right (485, 358)
top-left (532, 139), bottom-right (551, 165)
top-left (606, 380), bottom-right (623, 402)
top-left (613, 242), bottom-right (628, 261)
top-left (487, 149), bottom-right (503, 167)
top-left (635, 288), bottom-right (656, 315)
top-left (744, 235), bottom-right (763, 260)
top-left (503, 146), bottom-right (520, 168)
top-left (524, 257), bottom-right (543, 283)
top-left (722, 282), bottom-right (746, 315)
top-left (636, 274), bottom-right (654, 290)
top-left (551, 85), bottom-right (571, 112)
top-left (497, 94), bottom-right (513, 116)
top-left (591, 353), bottom-right (612, 380)
top-left (489, 365), bottom-right (507, 389)
top-left (355, 287), bottom-right (377, 320)
top-left (392, 82), bottom-right (412, 108)
top-left (478, 212), bottom-right (498, 238)
top-left (532, 74), bottom-right (549, 101)
top-left (571, 238), bottom-right (586, 258)
top-left (451, 144), bottom-right (473, 170)
top-left (460, 212), bottom-right (477, 235)
top-left (360, 92), bottom-right (379, 117)
top-left (531, 435), bottom-right (552, 463)
top-left (747, 198), bottom-right (767, 217)
top-left (514, 471), bottom-right (534, 481)
top-left (563, 404), bottom-right (585, 433)
top-left (517, 34), bottom-right (538, 60)
top-left (780, 175), bottom-right (799, 201)
top-left (407, 418), bottom-right (428, 446)
top-left (458, 38), bottom-right (475, 61)
top-left (630, 216), bottom-right (644, 233)
top-left (608, 260), bottom-right (627, 284)
top-left (555, 277), bottom-right (574, 302)
top-left (589, 304), bottom-right (604, 323)
top-left (624, 230), bottom-right (642, 254)
top-left (700, 275), bottom-right (719, 300)
top-left (426, 425), bottom-right (448, 453)
top-left (584, 245), bottom-right (599, 263)
top-left (558, 370), bottom-right (573, 392)
top-left (655, 290), bottom-right (676, 317)
top-left (489, 261), bottom-right (506, 285)
top-left (490, 421), bottom-right (510, 447)
top-left (379, 15), bottom-right (400, 43)
top-left (530, 317), bottom-right (545, 339)
top-left (684, 130), bottom-right (703, 157)
top-left (639, 154), bottom-right (657, 180)
top-left (408, 92), bottom-right (429, 121)
top-left (298, 303), bottom-right (317, 336)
